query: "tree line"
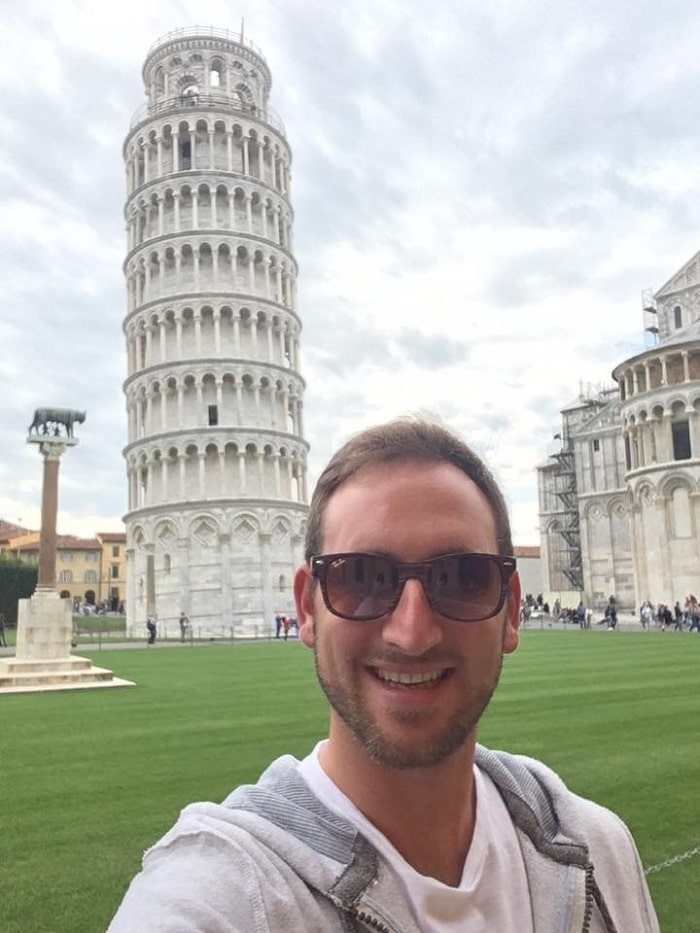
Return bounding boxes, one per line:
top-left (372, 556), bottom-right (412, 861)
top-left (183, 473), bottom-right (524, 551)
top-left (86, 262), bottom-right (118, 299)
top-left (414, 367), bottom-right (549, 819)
top-left (0, 553), bottom-right (37, 625)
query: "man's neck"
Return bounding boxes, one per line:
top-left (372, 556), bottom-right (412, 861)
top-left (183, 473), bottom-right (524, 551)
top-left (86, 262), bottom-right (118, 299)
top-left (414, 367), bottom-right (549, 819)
top-left (318, 728), bottom-right (477, 886)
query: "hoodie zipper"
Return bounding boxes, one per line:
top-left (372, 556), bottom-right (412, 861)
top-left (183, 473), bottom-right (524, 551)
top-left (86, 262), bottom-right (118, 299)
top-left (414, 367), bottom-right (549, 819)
top-left (582, 865), bottom-right (595, 933)
top-left (351, 866), bottom-right (601, 933)
top-left (352, 905), bottom-right (395, 932)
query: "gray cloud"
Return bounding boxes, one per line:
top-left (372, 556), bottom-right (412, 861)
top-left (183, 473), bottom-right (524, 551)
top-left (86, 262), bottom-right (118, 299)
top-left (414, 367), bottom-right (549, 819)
top-left (3, 0), bottom-right (700, 543)
top-left (393, 329), bottom-right (468, 368)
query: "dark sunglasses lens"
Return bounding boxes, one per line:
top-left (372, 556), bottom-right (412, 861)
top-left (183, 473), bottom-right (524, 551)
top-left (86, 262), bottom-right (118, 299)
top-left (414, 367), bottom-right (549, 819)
top-left (324, 554), bottom-right (396, 619)
top-left (428, 554), bottom-right (502, 620)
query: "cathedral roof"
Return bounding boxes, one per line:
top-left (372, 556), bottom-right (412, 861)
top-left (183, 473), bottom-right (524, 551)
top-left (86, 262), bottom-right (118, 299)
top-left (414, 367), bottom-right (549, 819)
top-left (656, 317), bottom-right (700, 350)
top-left (613, 318), bottom-right (700, 375)
top-left (654, 248), bottom-right (700, 300)
top-left (572, 398), bottom-right (621, 433)
top-left (559, 386), bottom-right (617, 414)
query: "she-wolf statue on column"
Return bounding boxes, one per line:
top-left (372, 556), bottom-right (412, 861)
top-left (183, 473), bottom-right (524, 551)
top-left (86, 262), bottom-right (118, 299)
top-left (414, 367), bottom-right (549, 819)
top-left (28, 408), bottom-right (87, 438)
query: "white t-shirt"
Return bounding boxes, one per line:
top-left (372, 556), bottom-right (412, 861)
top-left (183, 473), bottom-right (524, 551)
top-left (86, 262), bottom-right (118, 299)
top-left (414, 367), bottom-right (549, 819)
top-left (298, 743), bottom-right (533, 933)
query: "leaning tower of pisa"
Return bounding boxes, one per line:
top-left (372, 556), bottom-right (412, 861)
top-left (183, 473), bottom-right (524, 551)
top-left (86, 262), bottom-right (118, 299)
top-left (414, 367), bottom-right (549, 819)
top-left (122, 26), bottom-right (308, 636)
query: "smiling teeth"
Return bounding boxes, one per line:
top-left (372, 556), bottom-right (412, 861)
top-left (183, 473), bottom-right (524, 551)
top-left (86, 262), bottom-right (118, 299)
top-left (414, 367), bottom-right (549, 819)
top-left (376, 670), bottom-right (443, 685)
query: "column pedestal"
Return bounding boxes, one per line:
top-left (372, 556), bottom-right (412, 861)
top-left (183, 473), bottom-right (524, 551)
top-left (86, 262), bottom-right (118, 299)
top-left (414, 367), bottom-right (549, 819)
top-left (0, 589), bottom-right (134, 693)
top-left (0, 431), bottom-right (134, 695)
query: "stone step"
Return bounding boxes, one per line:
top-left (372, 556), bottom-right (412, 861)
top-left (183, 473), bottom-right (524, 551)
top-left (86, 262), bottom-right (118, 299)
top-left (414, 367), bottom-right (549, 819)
top-left (0, 665), bottom-right (116, 688)
top-left (3, 657), bottom-right (93, 674)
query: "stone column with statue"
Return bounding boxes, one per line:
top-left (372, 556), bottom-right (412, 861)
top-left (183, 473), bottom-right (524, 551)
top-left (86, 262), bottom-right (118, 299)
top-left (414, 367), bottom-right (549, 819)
top-left (16, 411), bottom-right (82, 660)
top-left (0, 408), bottom-right (133, 693)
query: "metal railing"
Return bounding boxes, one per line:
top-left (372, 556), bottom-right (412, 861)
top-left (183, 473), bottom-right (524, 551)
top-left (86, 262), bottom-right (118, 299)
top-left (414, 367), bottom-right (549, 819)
top-left (145, 26), bottom-right (266, 61)
top-left (129, 93), bottom-right (285, 134)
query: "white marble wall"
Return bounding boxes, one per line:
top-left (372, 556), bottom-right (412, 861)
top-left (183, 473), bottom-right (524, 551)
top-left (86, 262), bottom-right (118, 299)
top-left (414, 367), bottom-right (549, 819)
top-left (123, 30), bottom-right (308, 633)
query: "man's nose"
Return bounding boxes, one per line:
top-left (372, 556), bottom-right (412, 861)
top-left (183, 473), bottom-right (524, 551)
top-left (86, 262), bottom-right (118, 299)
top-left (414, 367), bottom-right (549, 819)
top-left (380, 578), bottom-right (443, 655)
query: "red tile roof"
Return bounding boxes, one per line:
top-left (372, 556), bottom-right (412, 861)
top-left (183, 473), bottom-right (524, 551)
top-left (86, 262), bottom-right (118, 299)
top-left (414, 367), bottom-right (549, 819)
top-left (0, 521), bottom-right (34, 543)
top-left (13, 535), bottom-right (100, 552)
top-left (57, 536), bottom-right (101, 549)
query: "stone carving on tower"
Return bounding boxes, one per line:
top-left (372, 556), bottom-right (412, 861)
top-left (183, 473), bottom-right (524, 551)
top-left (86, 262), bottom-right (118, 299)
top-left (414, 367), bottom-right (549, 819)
top-left (122, 27), bottom-right (308, 635)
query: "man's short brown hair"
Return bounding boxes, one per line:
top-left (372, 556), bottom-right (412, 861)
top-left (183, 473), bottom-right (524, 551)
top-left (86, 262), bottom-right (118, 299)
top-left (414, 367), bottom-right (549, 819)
top-left (304, 416), bottom-right (513, 561)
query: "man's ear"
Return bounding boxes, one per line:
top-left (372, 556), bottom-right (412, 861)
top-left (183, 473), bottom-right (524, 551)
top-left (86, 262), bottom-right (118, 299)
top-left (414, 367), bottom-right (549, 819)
top-left (293, 563), bottom-right (316, 648)
top-left (503, 570), bottom-right (521, 655)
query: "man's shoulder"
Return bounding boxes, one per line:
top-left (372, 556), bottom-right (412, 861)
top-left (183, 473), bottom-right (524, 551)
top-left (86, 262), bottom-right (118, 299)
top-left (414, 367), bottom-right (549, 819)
top-left (475, 745), bottom-right (631, 853)
top-left (140, 754), bottom-right (363, 880)
top-left (109, 755), bottom-right (367, 932)
top-left (109, 805), bottom-right (349, 932)
top-left (476, 747), bottom-right (659, 932)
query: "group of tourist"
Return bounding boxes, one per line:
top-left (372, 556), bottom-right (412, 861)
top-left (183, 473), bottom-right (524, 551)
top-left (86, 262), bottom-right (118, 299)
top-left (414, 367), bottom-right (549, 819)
top-left (639, 596), bottom-right (700, 631)
top-left (488, 590), bottom-right (700, 634)
top-left (519, 593), bottom-right (550, 623)
top-left (75, 598), bottom-right (125, 616)
top-left (522, 596), bottom-right (596, 628)
top-left (103, 599), bottom-right (124, 615)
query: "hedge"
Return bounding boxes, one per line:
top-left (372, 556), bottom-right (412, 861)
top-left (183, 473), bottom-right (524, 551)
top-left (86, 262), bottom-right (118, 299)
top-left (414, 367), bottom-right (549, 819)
top-left (0, 553), bottom-right (38, 625)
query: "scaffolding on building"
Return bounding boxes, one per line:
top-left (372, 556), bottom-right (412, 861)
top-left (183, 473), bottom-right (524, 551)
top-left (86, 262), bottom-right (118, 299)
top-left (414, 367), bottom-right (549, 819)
top-left (551, 432), bottom-right (583, 591)
top-left (549, 386), bottom-right (617, 592)
top-left (642, 288), bottom-right (659, 343)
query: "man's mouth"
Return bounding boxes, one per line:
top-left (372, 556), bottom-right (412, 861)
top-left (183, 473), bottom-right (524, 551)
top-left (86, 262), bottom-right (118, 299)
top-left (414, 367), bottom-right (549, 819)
top-left (371, 668), bottom-right (448, 687)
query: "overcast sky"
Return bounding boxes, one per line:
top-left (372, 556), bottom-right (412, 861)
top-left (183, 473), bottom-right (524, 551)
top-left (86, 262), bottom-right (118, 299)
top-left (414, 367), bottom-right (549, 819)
top-left (2, 0), bottom-right (700, 544)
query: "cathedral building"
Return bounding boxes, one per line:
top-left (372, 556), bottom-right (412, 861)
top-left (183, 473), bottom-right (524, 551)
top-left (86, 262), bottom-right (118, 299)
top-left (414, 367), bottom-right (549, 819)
top-left (122, 27), bottom-right (307, 634)
top-left (538, 249), bottom-right (700, 611)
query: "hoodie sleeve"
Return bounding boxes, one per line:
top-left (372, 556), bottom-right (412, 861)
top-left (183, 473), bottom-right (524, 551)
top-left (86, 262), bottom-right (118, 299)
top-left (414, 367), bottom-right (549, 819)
top-left (108, 831), bottom-right (272, 932)
top-left (107, 805), bottom-right (345, 933)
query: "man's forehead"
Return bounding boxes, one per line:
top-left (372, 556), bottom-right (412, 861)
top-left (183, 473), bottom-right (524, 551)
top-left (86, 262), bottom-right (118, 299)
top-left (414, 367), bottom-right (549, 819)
top-left (329, 458), bottom-right (482, 494)
top-left (322, 459), bottom-right (497, 532)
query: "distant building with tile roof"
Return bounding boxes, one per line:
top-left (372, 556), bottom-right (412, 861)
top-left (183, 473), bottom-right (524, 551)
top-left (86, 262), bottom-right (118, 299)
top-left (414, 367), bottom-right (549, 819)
top-left (0, 521), bottom-right (33, 545)
top-left (1, 530), bottom-right (126, 609)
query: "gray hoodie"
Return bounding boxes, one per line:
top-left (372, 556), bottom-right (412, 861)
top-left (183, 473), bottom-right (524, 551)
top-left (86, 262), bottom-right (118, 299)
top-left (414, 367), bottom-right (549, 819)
top-left (108, 746), bottom-right (660, 932)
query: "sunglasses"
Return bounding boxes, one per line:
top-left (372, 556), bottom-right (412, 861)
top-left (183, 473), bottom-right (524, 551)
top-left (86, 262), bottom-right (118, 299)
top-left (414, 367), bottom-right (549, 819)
top-left (310, 551), bottom-right (517, 623)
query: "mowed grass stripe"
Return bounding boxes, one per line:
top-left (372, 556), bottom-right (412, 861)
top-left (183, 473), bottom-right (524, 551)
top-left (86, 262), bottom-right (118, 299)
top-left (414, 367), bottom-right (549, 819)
top-left (4, 643), bottom-right (325, 933)
top-left (3, 633), bottom-right (698, 932)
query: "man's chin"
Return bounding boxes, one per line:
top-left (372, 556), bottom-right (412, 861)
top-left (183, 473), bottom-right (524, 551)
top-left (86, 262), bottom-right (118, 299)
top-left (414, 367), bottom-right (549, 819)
top-left (340, 707), bottom-right (476, 771)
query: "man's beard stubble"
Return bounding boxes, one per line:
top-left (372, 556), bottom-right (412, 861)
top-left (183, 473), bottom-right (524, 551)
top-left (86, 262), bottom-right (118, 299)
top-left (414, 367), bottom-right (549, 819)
top-left (312, 621), bottom-right (506, 771)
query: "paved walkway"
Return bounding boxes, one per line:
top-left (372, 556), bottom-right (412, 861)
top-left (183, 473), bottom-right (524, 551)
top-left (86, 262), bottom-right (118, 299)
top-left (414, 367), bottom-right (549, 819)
top-left (2, 616), bottom-right (696, 658)
top-left (0, 634), bottom-right (293, 656)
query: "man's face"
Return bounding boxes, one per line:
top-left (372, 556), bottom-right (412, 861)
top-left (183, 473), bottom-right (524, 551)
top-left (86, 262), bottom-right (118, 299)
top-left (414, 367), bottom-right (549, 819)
top-left (294, 460), bottom-right (520, 770)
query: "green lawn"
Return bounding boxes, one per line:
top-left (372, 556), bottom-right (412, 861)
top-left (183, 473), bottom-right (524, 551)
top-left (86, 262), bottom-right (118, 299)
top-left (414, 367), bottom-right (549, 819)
top-left (72, 615), bottom-right (126, 632)
top-left (2, 631), bottom-right (698, 932)
top-left (0, 618), bottom-right (128, 648)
